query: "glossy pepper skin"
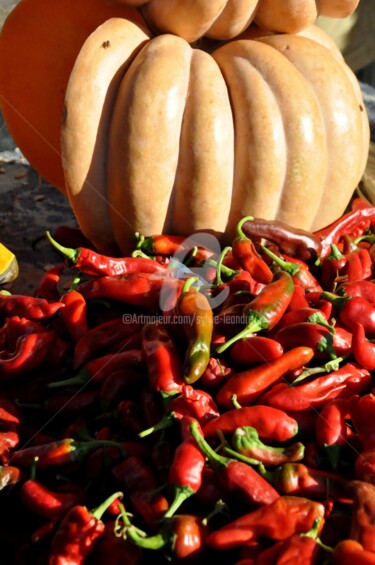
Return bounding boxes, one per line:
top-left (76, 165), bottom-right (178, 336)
top-left (0, 330), bottom-right (54, 379)
top-left (229, 335), bottom-right (284, 366)
top-left (33, 264), bottom-right (64, 301)
top-left (231, 217), bottom-right (273, 284)
top-left (352, 323), bottom-right (375, 371)
top-left (202, 405), bottom-right (299, 443)
top-left (142, 322), bottom-right (184, 396)
top-left (332, 540), bottom-right (375, 565)
top-left (176, 277), bottom-right (213, 384)
top-left (231, 425), bottom-right (304, 466)
top-left (46, 231), bottom-right (168, 277)
top-left (0, 293), bottom-right (64, 320)
top-left (216, 346), bottom-right (314, 408)
top-left (205, 495), bottom-right (325, 550)
top-left (60, 289), bottom-right (88, 343)
top-left (242, 217), bottom-right (322, 261)
top-left (266, 463), bottom-right (346, 499)
top-left (216, 270), bottom-right (294, 354)
top-left (20, 479), bottom-right (83, 521)
top-left (48, 492), bottom-right (121, 565)
top-left (190, 420), bottom-right (279, 508)
top-left (259, 363), bottom-right (371, 412)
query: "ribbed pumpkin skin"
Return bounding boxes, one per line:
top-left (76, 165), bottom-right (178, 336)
top-left (110, 0), bottom-right (360, 42)
top-left (61, 19), bottom-right (369, 255)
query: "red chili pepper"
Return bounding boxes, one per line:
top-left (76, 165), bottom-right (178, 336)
top-left (202, 405), bottom-right (299, 443)
top-left (271, 322), bottom-right (336, 358)
top-left (48, 349), bottom-right (144, 389)
top-left (11, 438), bottom-right (126, 469)
top-left (231, 218), bottom-right (273, 284)
top-left (116, 399), bottom-right (146, 437)
top-left (20, 479), bottom-right (84, 521)
top-left (230, 335), bottom-right (284, 366)
top-left (46, 231), bottom-right (168, 277)
top-left (337, 280), bottom-right (375, 304)
top-left (332, 540), bottom-right (375, 565)
top-left (43, 390), bottom-right (99, 417)
top-left (200, 356), bottom-right (235, 390)
top-left (100, 368), bottom-right (146, 410)
top-left (51, 224), bottom-right (96, 250)
top-left (217, 270), bottom-right (294, 354)
top-left (271, 307), bottom-right (330, 333)
top-left (267, 463), bottom-right (346, 500)
top-left (0, 330), bottom-right (54, 379)
top-left (261, 245), bottom-right (322, 291)
top-left (78, 272), bottom-right (179, 311)
top-left (332, 324), bottom-right (353, 357)
top-left (352, 323), bottom-right (375, 370)
top-left (254, 529), bottom-right (321, 564)
top-left (0, 465), bottom-right (23, 490)
top-left (48, 492), bottom-right (121, 564)
top-left (231, 426), bottom-right (304, 466)
top-left (315, 204), bottom-right (375, 258)
top-left (90, 521), bottom-right (143, 565)
top-left (259, 363), bottom-right (371, 412)
top-left (287, 284), bottom-right (311, 310)
top-left (316, 398), bottom-right (350, 448)
top-left (349, 394), bottom-right (375, 450)
top-left (136, 233), bottom-right (187, 255)
top-left (349, 480), bottom-right (375, 553)
top-left (33, 264), bottom-right (64, 301)
top-left (355, 449), bottom-right (375, 483)
top-left (111, 455), bottom-right (169, 530)
top-left (190, 420), bottom-right (279, 508)
top-left (242, 217), bottom-right (322, 261)
top-left (205, 495), bottom-right (325, 550)
top-left (142, 322), bottom-right (184, 396)
top-left (319, 243), bottom-right (347, 290)
top-left (342, 246), bottom-right (373, 282)
top-left (216, 346), bottom-right (314, 408)
top-left (0, 293), bottom-right (64, 320)
top-left (73, 316), bottom-right (142, 369)
top-left (163, 417), bottom-right (206, 518)
top-left (60, 289), bottom-right (88, 343)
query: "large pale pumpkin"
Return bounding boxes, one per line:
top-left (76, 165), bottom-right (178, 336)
top-left (62, 19), bottom-right (369, 255)
top-left (110, 0), bottom-right (360, 42)
top-left (0, 0), bottom-right (143, 192)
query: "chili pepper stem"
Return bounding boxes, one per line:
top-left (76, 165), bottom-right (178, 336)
top-left (162, 485), bottom-right (195, 519)
top-left (290, 356), bottom-right (346, 386)
top-left (138, 412), bottom-right (177, 438)
top-left (236, 216), bottom-right (254, 239)
top-left (223, 446), bottom-right (260, 466)
top-left (91, 491), bottom-right (124, 521)
top-left (216, 314), bottom-right (267, 354)
top-left (190, 420), bottom-right (231, 469)
top-left (45, 231), bottom-right (78, 263)
top-left (47, 375), bottom-right (87, 388)
top-left (201, 500), bottom-right (230, 526)
top-left (260, 245), bottom-right (300, 276)
top-left (214, 246), bottom-right (233, 285)
top-left (181, 276), bottom-right (200, 294)
top-left (117, 501), bottom-right (167, 550)
top-left (300, 518), bottom-right (333, 553)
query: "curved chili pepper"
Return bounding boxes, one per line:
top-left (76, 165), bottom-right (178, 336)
top-left (272, 307), bottom-right (331, 333)
top-left (337, 280), bottom-right (375, 304)
top-left (111, 455), bottom-right (169, 530)
top-left (0, 465), bottom-right (22, 490)
top-left (332, 325), bottom-right (353, 357)
top-left (315, 204), bottom-right (375, 258)
top-left (229, 335), bottom-right (284, 366)
top-left (352, 323), bottom-right (375, 370)
top-left (349, 393), bottom-right (375, 450)
top-left (0, 330), bottom-right (54, 379)
top-left (190, 420), bottom-right (279, 507)
top-left (48, 491), bottom-right (122, 564)
top-left (349, 481), bottom-right (375, 553)
top-left (205, 495), bottom-right (325, 550)
top-left (253, 526), bottom-right (322, 564)
top-left (118, 507), bottom-right (206, 561)
top-left (11, 438), bottom-right (126, 469)
top-left (48, 349), bottom-right (143, 389)
top-left (20, 479), bottom-right (84, 521)
top-left (73, 316), bottom-right (142, 369)
top-left (287, 284), bottom-right (311, 310)
top-left (242, 217), bottom-right (322, 261)
top-left (0, 293), bottom-right (64, 320)
top-left (259, 363), bottom-right (371, 412)
top-left (332, 540), bottom-right (375, 565)
top-left (342, 246), bottom-right (373, 282)
top-left (202, 405), bottom-right (299, 443)
top-left (200, 356), bottom-right (235, 390)
top-left (271, 322), bottom-right (336, 358)
top-left (163, 417), bottom-right (206, 519)
top-left (316, 398), bottom-right (350, 449)
top-left (231, 426), bottom-right (304, 466)
top-left (266, 463), bottom-right (346, 499)
top-left (176, 277), bottom-right (213, 384)
top-left (46, 231), bottom-right (168, 277)
top-left (216, 346), bottom-right (314, 408)
top-left (261, 245), bottom-right (322, 291)
top-left (78, 272), bottom-right (179, 311)
top-left (60, 289), bottom-right (88, 343)
top-left (231, 217), bottom-right (273, 284)
top-left (142, 322), bottom-right (184, 396)
top-left (216, 270), bottom-right (294, 354)
top-left (33, 264), bottom-right (64, 301)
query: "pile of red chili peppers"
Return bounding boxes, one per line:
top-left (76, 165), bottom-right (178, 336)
top-left (3, 197), bottom-right (375, 563)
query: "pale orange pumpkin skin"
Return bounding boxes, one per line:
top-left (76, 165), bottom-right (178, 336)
top-left (109, 0), bottom-right (360, 42)
top-left (0, 0), bottom-right (143, 192)
top-left (61, 20), bottom-right (369, 254)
